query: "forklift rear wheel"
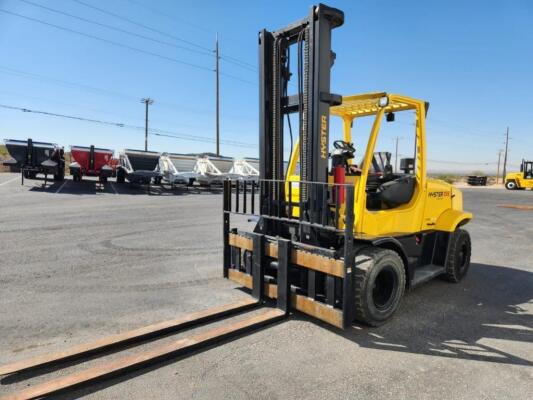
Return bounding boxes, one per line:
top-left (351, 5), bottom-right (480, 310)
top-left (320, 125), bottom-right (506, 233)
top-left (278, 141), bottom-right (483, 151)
top-left (354, 248), bottom-right (406, 327)
top-left (443, 229), bottom-right (471, 283)
top-left (505, 180), bottom-right (517, 190)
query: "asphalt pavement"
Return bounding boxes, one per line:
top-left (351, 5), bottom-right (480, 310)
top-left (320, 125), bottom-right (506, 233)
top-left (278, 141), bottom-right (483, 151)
top-left (0, 173), bottom-right (531, 399)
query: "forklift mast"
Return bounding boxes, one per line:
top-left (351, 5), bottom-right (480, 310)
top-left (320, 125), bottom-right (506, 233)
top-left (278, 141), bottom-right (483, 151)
top-left (258, 3), bottom-right (343, 238)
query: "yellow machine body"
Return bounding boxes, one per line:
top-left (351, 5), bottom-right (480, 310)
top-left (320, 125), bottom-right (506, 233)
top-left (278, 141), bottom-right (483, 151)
top-left (505, 171), bottom-right (533, 189)
top-left (285, 92), bottom-right (472, 237)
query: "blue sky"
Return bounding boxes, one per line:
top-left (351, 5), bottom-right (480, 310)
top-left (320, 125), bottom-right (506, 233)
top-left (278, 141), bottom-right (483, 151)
top-left (0, 0), bottom-right (532, 172)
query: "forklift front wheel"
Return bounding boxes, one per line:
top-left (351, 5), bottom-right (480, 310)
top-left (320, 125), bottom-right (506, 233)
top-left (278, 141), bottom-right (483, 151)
top-left (505, 180), bottom-right (517, 190)
top-left (354, 248), bottom-right (406, 327)
top-left (443, 229), bottom-right (471, 283)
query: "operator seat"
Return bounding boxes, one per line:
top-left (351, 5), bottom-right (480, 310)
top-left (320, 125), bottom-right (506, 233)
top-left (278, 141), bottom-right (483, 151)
top-left (379, 176), bottom-right (416, 208)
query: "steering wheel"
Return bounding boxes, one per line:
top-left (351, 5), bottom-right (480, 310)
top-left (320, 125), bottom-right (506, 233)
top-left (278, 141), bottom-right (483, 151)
top-left (333, 140), bottom-right (355, 153)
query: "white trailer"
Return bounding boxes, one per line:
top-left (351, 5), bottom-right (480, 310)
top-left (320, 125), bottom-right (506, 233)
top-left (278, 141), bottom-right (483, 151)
top-left (158, 153), bottom-right (199, 187)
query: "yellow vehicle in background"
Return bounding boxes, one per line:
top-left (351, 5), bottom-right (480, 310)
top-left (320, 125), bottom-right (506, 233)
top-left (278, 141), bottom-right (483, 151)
top-left (505, 160), bottom-right (533, 190)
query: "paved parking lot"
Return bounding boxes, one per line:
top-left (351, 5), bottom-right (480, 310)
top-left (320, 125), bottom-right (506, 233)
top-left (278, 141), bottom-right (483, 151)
top-left (0, 172), bottom-right (531, 399)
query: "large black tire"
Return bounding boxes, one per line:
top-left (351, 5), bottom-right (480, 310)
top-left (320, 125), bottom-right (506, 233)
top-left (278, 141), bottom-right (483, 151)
top-left (505, 180), bottom-right (517, 190)
top-left (354, 248), bottom-right (406, 327)
top-left (443, 229), bottom-right (471, 283)
top-left (116, 168), bottom-right (126, 184)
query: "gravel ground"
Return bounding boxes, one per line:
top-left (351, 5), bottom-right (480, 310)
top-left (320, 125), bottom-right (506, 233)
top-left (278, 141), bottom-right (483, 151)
top-left (0, 173), bottom-right (531, 400)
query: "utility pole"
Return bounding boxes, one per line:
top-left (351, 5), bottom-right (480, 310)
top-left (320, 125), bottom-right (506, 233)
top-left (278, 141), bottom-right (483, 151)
top-left (141, 98), bottom-right (154, 151)
top-left (502, 127), bottom-right (509, 180)
top-left (394, 136), bottom-right (402, 172)
top-left (496, 149), bottom-right (503, 184)
top-left (215, 33), bottom-right (220, 156)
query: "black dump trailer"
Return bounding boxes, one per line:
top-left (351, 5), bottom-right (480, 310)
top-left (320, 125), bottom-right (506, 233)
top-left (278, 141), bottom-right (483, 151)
top-left (4, 138), bottom-right (65, 184)
top-left (116, 149), bottom-right (162, 185)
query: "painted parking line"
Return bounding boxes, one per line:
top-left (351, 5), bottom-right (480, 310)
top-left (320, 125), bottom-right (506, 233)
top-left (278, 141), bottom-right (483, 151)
top-left (109, 182), bottom-right (119, 195)
top-left (0, 176), bottom-right (20, 186)
top-left (55, 180), bottom-right (68, 194)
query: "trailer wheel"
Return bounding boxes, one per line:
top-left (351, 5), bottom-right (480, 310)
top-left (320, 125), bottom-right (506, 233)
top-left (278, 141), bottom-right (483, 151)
top-left (354, 248), bottom-right (406, 327)
top-left (443, 229), bottom-right (471, 283)
top-left (116, 168), bottom-right (125, 184)
top-left (505, 180), bottom-right (517, 190)
top-left (54, 168), bottom-right (65, 181)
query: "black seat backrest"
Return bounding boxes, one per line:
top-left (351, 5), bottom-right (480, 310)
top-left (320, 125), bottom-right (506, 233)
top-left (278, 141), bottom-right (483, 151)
top-left (379, 176), bottom-right (416, 208)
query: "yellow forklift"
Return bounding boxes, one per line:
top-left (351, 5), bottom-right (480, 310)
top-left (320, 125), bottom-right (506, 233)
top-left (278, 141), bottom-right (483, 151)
top-left (505, 159), bottom-right (533, 190)
top-left (0, 4), bottom-right (472, 398)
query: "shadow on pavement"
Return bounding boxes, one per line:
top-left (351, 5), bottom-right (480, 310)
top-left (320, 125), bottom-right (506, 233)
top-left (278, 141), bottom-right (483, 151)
top-left (319, 263), bottom-right (533, 367)
top-left (1, 263), bottom-right (530, 399)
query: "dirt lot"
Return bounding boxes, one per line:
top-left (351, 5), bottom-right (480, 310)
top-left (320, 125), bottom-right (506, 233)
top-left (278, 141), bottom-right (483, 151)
top-left (0, 172), bottom-right (531, 399)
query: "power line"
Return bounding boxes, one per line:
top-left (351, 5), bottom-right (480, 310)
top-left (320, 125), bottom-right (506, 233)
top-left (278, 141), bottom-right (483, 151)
top-left (427, 159), bottom-right (496, 165)
top-left (219, 71), bottom-right (254, 85)
top-left (125, 0), bottom-right (213, 35)
top-left (71, 0), bottom-right (213, 52)
top-left (428, 117), bottom-right (502, 139)
top-left (220, 54), bottom-right (257, 70)
top-left (0, 65), bottom-right (256, 118)
top-left (0, 8), bottom-right (214, 73)
top-left (17, 0), bottom-right (214, 58)
top-left (0, 7), bottom-right (256, 84)
top-left (0, 103), bottom-right (257, 148)
top-left (72, 0), bottom-right (257, 72)
top-left (0, 65), bottom-right (138, 101)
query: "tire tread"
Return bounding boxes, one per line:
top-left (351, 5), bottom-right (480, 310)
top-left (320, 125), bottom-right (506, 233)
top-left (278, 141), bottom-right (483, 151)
top-left (354, 247), bottom-right (405, 326)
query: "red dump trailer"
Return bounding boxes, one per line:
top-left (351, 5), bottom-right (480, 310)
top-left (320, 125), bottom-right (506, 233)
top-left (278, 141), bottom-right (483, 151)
top-left (69, 145), bottom-right (116, 183)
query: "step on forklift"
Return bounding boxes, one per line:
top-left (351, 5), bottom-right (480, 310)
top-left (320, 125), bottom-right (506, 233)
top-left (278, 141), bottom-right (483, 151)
top-left (0, 4), bottom-right (473, 399)
top-left (505, 159), bottom-right (533, 190)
